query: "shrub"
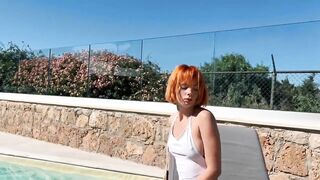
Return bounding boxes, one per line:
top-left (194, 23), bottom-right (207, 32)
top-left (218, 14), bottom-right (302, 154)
top-left (0, 42), bottom-right (33, 92)
top-left (49, 53), bottom-right (88, 96)
top-left (13, 58), bottom-right (49, 94)
top-left (89, 51), bottom-right (168, 101)
top-left (13, 50), bottom-right (168, 101)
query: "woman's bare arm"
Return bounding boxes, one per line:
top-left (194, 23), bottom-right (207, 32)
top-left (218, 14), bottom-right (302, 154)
top-left (197, 110), bottom-right (221, 180)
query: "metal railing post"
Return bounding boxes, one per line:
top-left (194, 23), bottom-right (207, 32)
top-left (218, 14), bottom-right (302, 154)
top-left (47, 49), bottom-right (52, 94)
top-left (86, 44), bottom-right (91, 97)
top-left (212, 32), bottom-right (216, 99)
top-left (270, 54), bottom-right (277, 110)
top-left (140, 40), bottom-right (144, 101)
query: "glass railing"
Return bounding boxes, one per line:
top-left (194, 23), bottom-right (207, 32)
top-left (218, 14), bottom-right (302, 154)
top-left (214, 21), bottom-right (320, 71)
top-left (1, 20), bottom-right (319, 112)
top-left (142, 32), bottom-right (215, 72)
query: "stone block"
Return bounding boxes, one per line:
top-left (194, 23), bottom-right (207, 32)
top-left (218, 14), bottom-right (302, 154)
top-left (269, 173), bottom-right (291, 180)
top-left (76, 114), bottom-right (89, 128)
top-left (284, 131), bottom-right (309, 145)
top-left (258, 130), bottom-right (283, 171)
top-left (142, 146), bottom-right (157, 165)
top-left (97, 133), bottom-right (112, 155)
top-left (75, 108), bottom-right (92, 116)
top-left (142, 144), bottom-right (166, 168)
top-left (35, 105), bottom-right (48, 113)
top-left (309, 134), bottom-right (320, 150)
top-left (89, 110), bottom-right (108, 130)
top-left (45, 107), bottom-right (61, 123)
top-left (274, 143), bottom-right (308, 176)
top-left (126, 142), bottom-right (143, 155)
top-left (310, 151), bottom-right (320, 180)
top-left (132, 119), bottom-right (155, 145)
top-left (81, 130), bottom-right (100, 152)
top-left (61, 108), bottom-right (77, 125)
top-left (108, 116), bottom-right (122, 135)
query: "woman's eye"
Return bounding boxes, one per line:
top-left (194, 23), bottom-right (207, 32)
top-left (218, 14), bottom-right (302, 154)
top-left (181, 86), bottom-right (188, 90)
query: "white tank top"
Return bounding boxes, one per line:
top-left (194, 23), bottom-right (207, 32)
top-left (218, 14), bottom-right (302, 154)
top-left (167, 114), bottom-right (206, 180)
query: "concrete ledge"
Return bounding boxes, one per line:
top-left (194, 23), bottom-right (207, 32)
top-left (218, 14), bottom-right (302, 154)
top-left (0, 92), bottom-right (176, 115)
top-left (207, 106), bottom-right (320, 131)
top-left (1, 92), bottom-right (319, 131)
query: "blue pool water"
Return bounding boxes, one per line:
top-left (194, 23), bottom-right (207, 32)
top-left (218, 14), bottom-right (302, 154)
top-left (0, 155), bottom-right (159, 180)
top-left (0, 160), bottom-right (104, 180)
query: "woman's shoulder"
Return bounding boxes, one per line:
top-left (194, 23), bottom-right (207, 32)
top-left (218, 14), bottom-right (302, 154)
top-left (196, 107), bottom-right (214, 119)
top-left (195, 108), bottom-right (218, 132)
top-left (194, 108), bottom-right (216, 126)
top-left (168, 112), bottom-right (178, 124)
top-left (169, 111), bottom-right (179, 118)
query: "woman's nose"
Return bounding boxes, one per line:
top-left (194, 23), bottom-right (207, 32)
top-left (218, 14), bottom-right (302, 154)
top-left (186, 88), bottom-right (192, 95)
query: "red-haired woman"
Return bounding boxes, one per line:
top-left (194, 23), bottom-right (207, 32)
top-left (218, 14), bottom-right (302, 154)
top-left (165, 64), bottom-right (221, 180)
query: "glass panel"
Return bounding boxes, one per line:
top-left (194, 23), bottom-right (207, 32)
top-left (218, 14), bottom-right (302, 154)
top-left (91, 40), bottom-right (142, 59)
top-left (89, 40), bottom-right (143, 100)
top-left (2, 20), bottom-right (318, 112)
top-left (210, 21), bottom-right (320, 110)
top-left (11, 49), bottom-right (50, 94)
top-left (143, 32), bottom-right (215, 73)
top-left (49, 45), bottom-right (89, 97)
top-left (274, 72), bottom-right (320, 113)
top-left (214, 21), bottom-right (320, 71)
top-left (143, 33), bottom-right (215, 102)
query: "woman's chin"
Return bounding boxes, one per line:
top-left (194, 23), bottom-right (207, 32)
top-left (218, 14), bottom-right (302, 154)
top-left (181, 103), bottom-right (194, 108)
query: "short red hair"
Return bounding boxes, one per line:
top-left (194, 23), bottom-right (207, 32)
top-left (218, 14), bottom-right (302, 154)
top-left (165, 64), bottom-right (208, 106)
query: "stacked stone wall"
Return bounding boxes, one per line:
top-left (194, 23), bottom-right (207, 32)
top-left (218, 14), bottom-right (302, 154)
top-left (257, 128), bottom-right (320, 180)
top-left (0, 101), bottom-right (169, 168)
top-left (0, 100), bottom-right (319, 179)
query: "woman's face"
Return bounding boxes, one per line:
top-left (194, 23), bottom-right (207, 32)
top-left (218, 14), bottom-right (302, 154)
top-left (178, 83), bottom-right (199, 108)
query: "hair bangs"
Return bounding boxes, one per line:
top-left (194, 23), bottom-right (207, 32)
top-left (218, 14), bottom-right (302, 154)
top-left (165, 64), bottom-right (208, 106)
top-left (177, 67), bottom-right (199, 87)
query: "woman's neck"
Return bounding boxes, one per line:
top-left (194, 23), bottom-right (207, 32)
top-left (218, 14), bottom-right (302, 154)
top-left (177, 105), bottom-right (197, 118)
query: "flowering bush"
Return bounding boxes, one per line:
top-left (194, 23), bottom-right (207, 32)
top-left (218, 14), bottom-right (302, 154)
top-left (0, 42), bottom-right (33, 92)
top-left (89, 51), bottom-right (168, 101)
top-left (13, 58), bottom-right (49, 94)
top-left (13, 54), bottom-right (88, 96)
top-left (49, 54), bottom-right (88, 96)
top-left (13, 51), bottom-right (168, 101)
top-left (130, 60), bottom-right (169, 101)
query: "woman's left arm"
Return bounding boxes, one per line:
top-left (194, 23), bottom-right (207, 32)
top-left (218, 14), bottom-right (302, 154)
top-left (197, 110), bottom-right (221, 180)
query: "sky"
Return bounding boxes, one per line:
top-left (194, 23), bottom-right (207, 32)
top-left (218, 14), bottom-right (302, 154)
top-left (1, 0), bottom-right (320, 72)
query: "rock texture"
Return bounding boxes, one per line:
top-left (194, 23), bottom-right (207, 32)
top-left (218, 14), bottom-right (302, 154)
top-left (0, 100), bottom-right (319, 178)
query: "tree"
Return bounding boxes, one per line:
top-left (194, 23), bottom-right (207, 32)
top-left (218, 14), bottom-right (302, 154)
top-left (274, 78), bottom-right (296, 111)
top-left (200, 53), bottom-right (270, 108)
top-left (0, 42), bottom-right (34, 92)
top-left (293, 74), bottom-right (320, 113)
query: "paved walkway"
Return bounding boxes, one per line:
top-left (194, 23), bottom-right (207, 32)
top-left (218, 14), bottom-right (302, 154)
top-left (0, 132), bottom-right (164, 178)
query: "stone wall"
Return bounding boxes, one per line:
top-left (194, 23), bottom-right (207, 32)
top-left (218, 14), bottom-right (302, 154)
top-left (0, 100), bottom-right (320, 179)
top-left (256, 127), bottom-right (320, 180)
top-left (0, 101), bottom-right (169, 168)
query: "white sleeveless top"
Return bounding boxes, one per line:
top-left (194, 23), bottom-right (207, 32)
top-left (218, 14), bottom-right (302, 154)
top-left (167, 114), bottom-right (206, 180)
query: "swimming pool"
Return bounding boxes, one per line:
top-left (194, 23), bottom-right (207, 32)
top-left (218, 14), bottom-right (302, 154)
top-left (0, 154), bottom-right (161, 180)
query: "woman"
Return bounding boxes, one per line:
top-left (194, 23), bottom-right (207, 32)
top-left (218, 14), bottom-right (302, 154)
top-left (165, 64), bottom-right (221, 180)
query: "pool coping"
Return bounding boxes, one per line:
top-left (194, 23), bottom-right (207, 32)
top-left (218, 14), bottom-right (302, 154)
top-left (1, 92), bottom-right (320, 131)
top-left (0, 131), bottom-right (164, 179)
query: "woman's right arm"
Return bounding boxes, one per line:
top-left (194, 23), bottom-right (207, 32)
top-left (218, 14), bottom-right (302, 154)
top-left (165, 113), bottom-right (175, 180)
